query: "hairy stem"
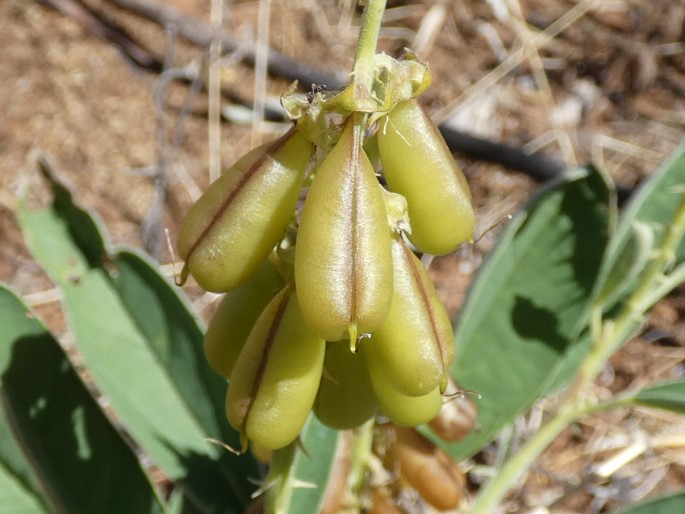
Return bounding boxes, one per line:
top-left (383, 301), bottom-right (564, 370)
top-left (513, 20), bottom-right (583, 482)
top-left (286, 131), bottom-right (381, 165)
top-left (347, 418), bottom-right (375, 503)
top-left (265, 443), bottom-right (297, 514)
top-left (352, 0), bottom-right (387, 97)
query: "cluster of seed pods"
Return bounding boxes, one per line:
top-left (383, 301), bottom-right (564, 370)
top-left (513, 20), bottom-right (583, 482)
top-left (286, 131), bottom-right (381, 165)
top-left (178, 90), bottom-right (476, 451)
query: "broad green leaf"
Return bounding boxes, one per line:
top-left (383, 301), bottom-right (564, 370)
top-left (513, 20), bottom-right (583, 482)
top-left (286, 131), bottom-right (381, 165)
top-left (0, 285), bottom-right (165, 514)
top-left (0, 468), bottom-right (47, 514)
top-left (596, 142), bottom-right (685, 310)
top-left (631, 381), bottom-right (685, 414)
top-left (108, 249), bottom-right (261, 509)
top-left (17, 159), bottom-right (258, 512)
top-left (614, 489), bottom-right (685, 514)
top-left (289, 416), bottom-right (344, 513)
top-left (440, 167), bottom-right (612, 460)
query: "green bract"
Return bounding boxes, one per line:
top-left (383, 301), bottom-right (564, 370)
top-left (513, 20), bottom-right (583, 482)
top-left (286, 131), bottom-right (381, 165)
top-left (295, 120), bottom-right (393, 344)
top-left (177, 129), bottom-right (312, 292)
top-left (377, 98), bottom-right (475, 255)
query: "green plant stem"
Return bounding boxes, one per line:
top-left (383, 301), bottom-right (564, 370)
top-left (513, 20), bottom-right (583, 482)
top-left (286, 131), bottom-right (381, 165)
top-left (265, 443), bottom-right (297, 514)
top-left (352, 0), bottom-right (387, 96)
top-left (347, 418), bottom-right (375, 505)
top-left (469, 404), bottom-right (583, 514)
top-left (471, 192), bottom-right (685, 514)
top-left (569, 192), bottom-right (685, 402)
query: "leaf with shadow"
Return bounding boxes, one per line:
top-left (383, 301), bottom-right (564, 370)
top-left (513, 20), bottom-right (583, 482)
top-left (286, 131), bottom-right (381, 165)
top-left (433, 167), bottom-right (612, 460)
top-left (18, 157), bottom-right (259, 511)
top-left (0, 285), bottom-right (165, 514)
top-left (511, 295), bottom-right (567, 353)
top-left (37, 155), bottom-right (107, 269)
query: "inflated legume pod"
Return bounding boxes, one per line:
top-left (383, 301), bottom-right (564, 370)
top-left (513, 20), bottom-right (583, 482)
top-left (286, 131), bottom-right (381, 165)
top-left (226, 283), bottom-right (325, 450)
top-left (387, 426), bottom-right (465, 511)
top-left (365, 346), bottom-right (441, 426)
top-left (364, 234), bottom-right (454, 396)
top-left (377, 99), bottom-right (475, 255)
top-left (178, 128), bottom-right (312, 292)
top-left (314, 340), bottom-right (378, 430)
top-left (203, 258), bottom-right (284, 379)
top-left (295, 120), bottom-right (393, 344)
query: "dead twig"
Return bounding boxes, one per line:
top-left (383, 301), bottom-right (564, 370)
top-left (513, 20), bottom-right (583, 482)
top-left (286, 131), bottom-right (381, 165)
top-left (106, 0), bottom-right (347, 90)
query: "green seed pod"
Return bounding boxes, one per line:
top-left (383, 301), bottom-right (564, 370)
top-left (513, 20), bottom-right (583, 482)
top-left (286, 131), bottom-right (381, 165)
top-left (377, 98), bottom-right (475, 255)
top-left (226, 283), bottom-right (325, 450)
top-left (365, 347), bottom-right (441, 427)
top-left (203, 258), bottom-right (284, 379)
top-left (295, 119), bottom-right (393, 345)
top-left (314, 341), bottom-right (378, 430)
top-left (178, 128), bottom-right (312, 292)
top-left (364, 234), bottom-right (454, 396)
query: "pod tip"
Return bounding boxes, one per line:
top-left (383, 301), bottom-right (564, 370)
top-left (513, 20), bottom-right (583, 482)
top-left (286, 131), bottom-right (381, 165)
top-left (348, 324), bottom-right (359, 353)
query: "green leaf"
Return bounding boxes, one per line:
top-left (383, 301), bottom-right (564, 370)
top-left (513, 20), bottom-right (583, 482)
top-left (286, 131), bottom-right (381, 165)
top-left (596, 142), bottom-right (685, 310)
top-left (0, 285), bottom-right (166, 514)
top-left (108, 249), bottom-right (239, 444)
top-left (289, 416), bottom-right (344, 513)
top-left (631, 381), bottom-right (685, 414)
top-left (613, 489), bottom-right (685, 514)
top-left (594, 221), bottom-right (654, 307)
top-left (440, 167), bottom-right (612, 460)
top-left (17, 159), bottom-right (258, 512)
top-left (0, 467), bottom-right (47, 514)
top-left (108, 249), bottom-right (261, 511)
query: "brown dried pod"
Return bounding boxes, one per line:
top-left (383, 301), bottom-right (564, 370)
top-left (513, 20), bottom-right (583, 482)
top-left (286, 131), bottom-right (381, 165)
top-left (387, 426), bottom-right (465, 512)
top-left (428, 379), bottom-right (478, 443)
